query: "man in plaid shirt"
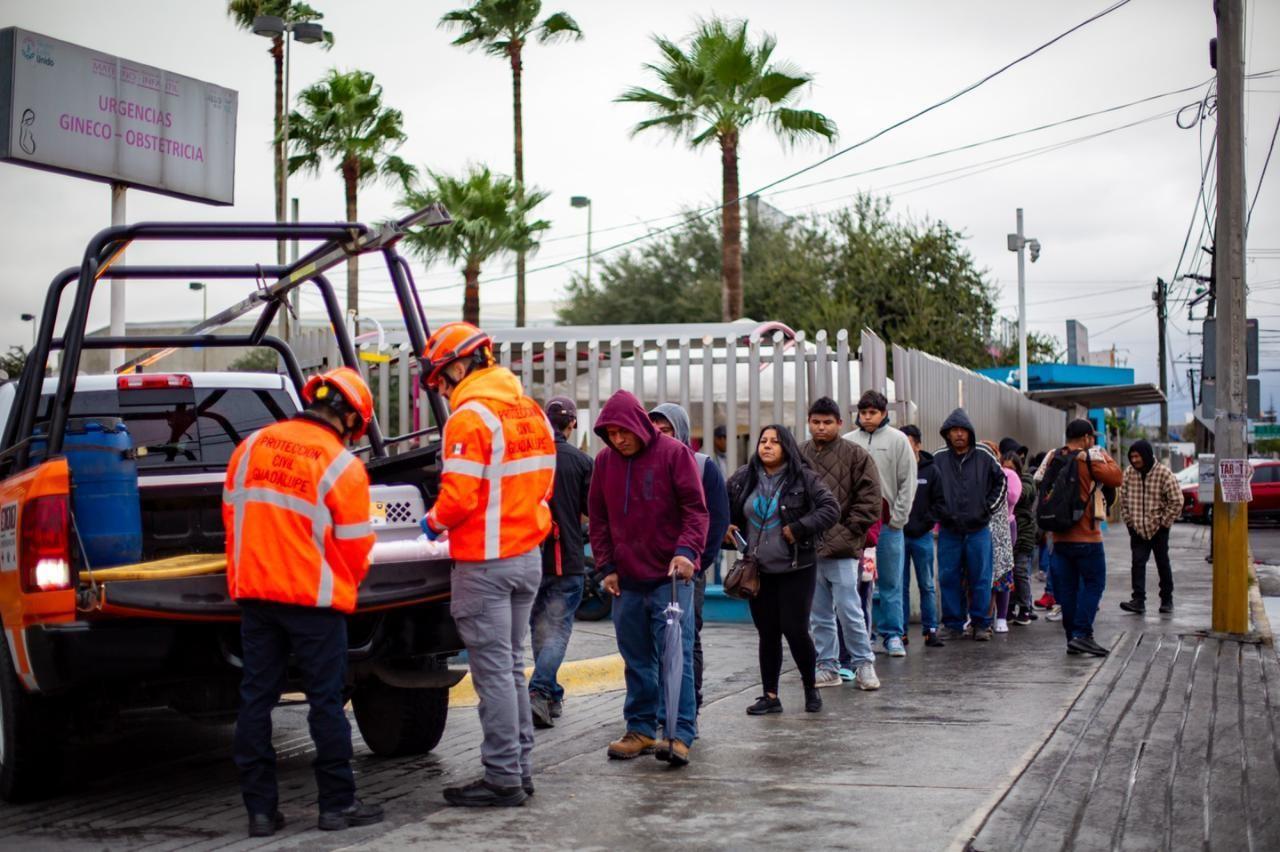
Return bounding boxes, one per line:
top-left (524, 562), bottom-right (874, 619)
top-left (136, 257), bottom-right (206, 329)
top-left (1118, 439), bottom-right (1183, 614)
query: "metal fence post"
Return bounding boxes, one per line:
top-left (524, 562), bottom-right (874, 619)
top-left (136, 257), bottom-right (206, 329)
top-left (397, 346), bottom-right (410, 444)
top-left (610, 338), bottom-right (622, 396)
top-left (837, 328), bottom-right (851, 419)
top-left (815, 329), bottom-right (829, 401)
top-left (748, 334), bottom-right (761, 454)
top-left (588, 339), bottom-right (601, 454)
top-left (520, 341), bottom-right (533, 393)
top-left (702, 336), bottom-right (714, 458)
top-left (772, 331), bottom-right (785, 425)
top-left (794, 331), bottom-right (808, 440)
top-left (543, 339), bottom-right (556, 405)
top-left (679, 337), bottom-right (691, 414)
top-left (726, 335), bottom-right (737, 474)
top-left (634, 338), bottom-right (646, 406)
top-left (656, 337), bottom-right (668, 404)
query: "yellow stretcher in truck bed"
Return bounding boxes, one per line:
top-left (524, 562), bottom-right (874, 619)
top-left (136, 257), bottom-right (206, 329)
top-left (81, 554), bottom-right (228, 583)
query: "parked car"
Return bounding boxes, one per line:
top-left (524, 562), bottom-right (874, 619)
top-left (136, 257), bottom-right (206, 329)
top-left (1182, 458), bottom-right (1280, 523)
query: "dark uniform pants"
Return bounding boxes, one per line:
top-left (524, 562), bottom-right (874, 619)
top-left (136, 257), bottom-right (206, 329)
top-left (234, 601), bottom-right (354, 816)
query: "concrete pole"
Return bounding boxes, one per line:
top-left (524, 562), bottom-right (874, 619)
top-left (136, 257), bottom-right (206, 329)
top-left (109, 182), bottom-right (127, 370)
top-left (1156, 277), bottom-right (1170, 458)
top-left (1016, 208), bottom-right (1028, 393)
top-left (585, 200), bottom-right (593, 287)
top-left (1211, 0), bottom-right (1249, 635)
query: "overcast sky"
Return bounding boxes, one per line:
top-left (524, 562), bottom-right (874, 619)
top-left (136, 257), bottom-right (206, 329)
top-left (1, 0), bottom-right (1278, 427)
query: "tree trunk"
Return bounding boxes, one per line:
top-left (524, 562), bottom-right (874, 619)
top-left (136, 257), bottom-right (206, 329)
top-left (463, 262), bottom-right (481, 326)
top-left (343, 158), bottom-right (359, 315)
top-left (272, 35), bottom-right (284, 264)
top-left (720, 130), bottom-right (743, 321)
top-left (510, 41), bottom-right (527, 328)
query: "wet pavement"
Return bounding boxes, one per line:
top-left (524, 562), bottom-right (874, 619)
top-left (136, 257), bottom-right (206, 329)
top-left (0, 523), bottom-right (1275, 850)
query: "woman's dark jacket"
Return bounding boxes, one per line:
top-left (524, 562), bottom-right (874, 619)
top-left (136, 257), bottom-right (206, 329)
top-left (726, 464), bottom-right (840, 573)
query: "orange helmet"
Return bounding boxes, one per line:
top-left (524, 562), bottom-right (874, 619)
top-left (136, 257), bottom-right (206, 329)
top-left (301, 366), bottom-right (375, 441)
top-left (422, 321), bottom-right (492, 390)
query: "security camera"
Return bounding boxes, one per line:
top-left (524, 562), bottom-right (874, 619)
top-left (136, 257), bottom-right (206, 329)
top-left (1028, 239), bottom-right (1041, 263)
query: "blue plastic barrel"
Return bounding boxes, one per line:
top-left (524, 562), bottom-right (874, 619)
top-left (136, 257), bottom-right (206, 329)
top-left (33, 420), bottom-right (143, 568)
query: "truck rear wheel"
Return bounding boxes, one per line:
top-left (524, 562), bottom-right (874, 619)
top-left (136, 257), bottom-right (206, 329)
top-left (352, 680), bottom-right (448, 757)
top-left (0, 633), bottom-right (66, 802)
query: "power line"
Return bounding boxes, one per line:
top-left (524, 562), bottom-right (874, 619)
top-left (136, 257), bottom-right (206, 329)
top-left (1247, 106), bottom-right (1280, 228)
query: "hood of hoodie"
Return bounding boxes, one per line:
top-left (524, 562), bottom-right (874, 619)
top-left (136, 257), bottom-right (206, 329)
top-left (939, 408), bottom-right (977, 452)
top-left (1131, 438), bottom-right (1156, 477)
top-left (594, 390), bottom-right (657, 454)
top-left (450, 364), bottom-right (525, 409)
top-left (649, 402), bottom-right (692, 447)
top-left (917, 449), bottom-right (934, 470)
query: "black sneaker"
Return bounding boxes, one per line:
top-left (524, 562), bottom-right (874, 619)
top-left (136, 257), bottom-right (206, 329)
top-left (530, 692), bottom-right (554, 729)
top-left (1119, 599), bottom-right (1145, 615)
top-left (1159, 601), bottom-right (1174, 614)
top-left (522, 777), bottom-right (534, 796)
top-left (1066, 644), bottom-right (1081, 656)
top-left (1067, 636), bottom-right (1110, 657)
top-left (442, 779), bottom-right (527, 808)
top-left (925, 630), bottom-right (945, 647)
top-left (746, 695), bottom-right (783, 715)
top-left (318, 799), bottom-right (385, 830)
top-left (1011, 609), bottom-right (1033, 626)
top-left (550, 698), bottom-right (563, 718)
top-left (804, 687), bottom-right (823, 712)
top-left (945, 627), bottom-right (968, 641)
top-left (248, 811), bottom-right (284, 838)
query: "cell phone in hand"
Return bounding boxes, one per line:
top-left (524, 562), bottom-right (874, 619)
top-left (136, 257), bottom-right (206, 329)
top-left (731, 529), bottom-right (749, 551)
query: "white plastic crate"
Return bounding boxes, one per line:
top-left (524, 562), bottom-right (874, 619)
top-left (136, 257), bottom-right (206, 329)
top-left (369, 484), bottom-right (425, 543)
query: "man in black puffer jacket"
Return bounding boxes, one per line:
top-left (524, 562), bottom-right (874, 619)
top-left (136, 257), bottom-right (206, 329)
top-left (900, 425), bottom-right (942, 647)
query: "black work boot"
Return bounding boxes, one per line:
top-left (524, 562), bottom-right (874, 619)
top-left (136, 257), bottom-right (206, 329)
top-left (1159, 600), bottom-right (1174, 614)
top-left (442, 779), bottom-right (527, 808)
top-left (1119, 599), bottom-right (1145, 614)
top-left (248, 811), bottom-right (284, 838)
top-left (318, 799), bottom-right (384, 830)
top-left (530, 692), bottom-right (554, 729)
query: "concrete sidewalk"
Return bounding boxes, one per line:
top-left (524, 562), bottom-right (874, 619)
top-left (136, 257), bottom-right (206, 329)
top-left (1, 523), bottom-right (1273, 850)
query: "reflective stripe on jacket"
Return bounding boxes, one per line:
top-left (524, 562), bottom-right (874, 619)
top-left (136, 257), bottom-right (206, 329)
top-left (427, 366), bottom-right (556, 562)
top-left (223, 416), bottom-right (375, 613)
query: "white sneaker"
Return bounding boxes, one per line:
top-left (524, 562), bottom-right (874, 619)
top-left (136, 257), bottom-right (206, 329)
top-left (886, 637), bottom-right (906, 657)
top-left (1046, 605), bottom-right (1063, 622)
top-left (814, 668), bottom-right (842, 688)
top-left (855, 662), bottom-right (881, 691)
top-left (994, 618), bottom-right (1009, 633)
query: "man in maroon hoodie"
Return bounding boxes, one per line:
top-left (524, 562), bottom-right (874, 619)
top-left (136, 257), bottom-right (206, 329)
top-left (589, 391), bottom-right (709, 767)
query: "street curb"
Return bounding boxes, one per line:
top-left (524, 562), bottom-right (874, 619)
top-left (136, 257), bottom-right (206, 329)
top-left (1249, 560), bottom-right (1274, 646)
top-left (448, 653), bottom-right (626, 708)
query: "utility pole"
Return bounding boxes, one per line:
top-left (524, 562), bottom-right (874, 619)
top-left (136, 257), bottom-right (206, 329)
top-left (1155, 277), bottom-right (1169, 456)
top-left (1007, 208), bottom-right (1040, 393)
top-left (1211, 0), bottom-right (1249, 635)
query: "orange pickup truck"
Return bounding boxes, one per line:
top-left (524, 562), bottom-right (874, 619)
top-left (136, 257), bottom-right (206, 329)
top-left (0, 209), bottom-right (464, 801)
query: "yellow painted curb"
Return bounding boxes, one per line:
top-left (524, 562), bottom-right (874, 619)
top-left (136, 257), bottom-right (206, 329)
top-left (448, 653), bottom-right (626, 708)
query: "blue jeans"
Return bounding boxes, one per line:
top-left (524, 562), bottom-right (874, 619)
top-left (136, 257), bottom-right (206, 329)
top-left (1039, 538), bottom-right (1054, 595)
top-left (872, 526), bottom-right (906, 641)
top-left (613, 580), bottom-right (697, 747)
top-left (529, 575), bottom-right (585, 701)
top-left (902, 533), bottom-right (939, 633)
top-left (937, 526), bottom-right (994, 630)
top-left (1050, 541), bottom-right (1107, 641)
top-left (811, 557), bottom-right (874, 670)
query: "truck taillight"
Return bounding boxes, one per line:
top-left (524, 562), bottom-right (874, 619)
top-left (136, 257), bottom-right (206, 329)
top-left (117, 374), bottom-right (193, 390)
top-left (20, 495), bottom-right (72, 592)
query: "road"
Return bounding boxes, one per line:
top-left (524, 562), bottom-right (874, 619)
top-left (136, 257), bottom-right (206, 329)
top-left (0, 522), bottom-right (1273, 851)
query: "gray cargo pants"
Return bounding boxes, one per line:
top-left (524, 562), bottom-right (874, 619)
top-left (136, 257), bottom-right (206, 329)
top-left (450, 548), bottom-right (542, 787)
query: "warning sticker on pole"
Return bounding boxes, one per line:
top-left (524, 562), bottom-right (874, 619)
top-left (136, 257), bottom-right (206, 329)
top-left (1218, 459), bottom-right (1253, 503)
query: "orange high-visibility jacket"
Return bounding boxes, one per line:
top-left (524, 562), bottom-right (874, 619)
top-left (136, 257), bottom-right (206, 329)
top-left (425, 366), bottom-right (556, 562)
top-left (223, 416), bottom-right (375, 613)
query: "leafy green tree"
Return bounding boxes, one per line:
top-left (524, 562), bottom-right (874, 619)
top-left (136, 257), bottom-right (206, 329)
top-left (618, 18), bottom-right (836, 322)
top-left (401, 165), bottom-right (550, 325)
top-left (228, 348), bottom-right (281, 373)
top-left (558, 194), bottom-right (1004, 369)
top-left (226, 1), bottom-right (332, 238)
top-left (286, 69), bottom-right (415, 314)
top-left (439, 0), bottom-right (582, 327)
top-left (0, 346), bottom-right (27, 381)
top-left (992, 331), bottom-right (1062, 367)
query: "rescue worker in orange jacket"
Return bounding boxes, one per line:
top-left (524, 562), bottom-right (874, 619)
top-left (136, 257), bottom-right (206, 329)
top-left (419, 321), bottom-right (556, 807)
top-left (223, 366), bottom-right (383, 838)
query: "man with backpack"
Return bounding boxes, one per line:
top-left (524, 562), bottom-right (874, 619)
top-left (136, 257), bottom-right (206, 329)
top-left (1034, 419), bottom-right (1123, 657)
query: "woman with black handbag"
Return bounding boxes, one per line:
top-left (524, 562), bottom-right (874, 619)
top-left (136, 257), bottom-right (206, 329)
top-left (726, 425), bottom-right (839, 714)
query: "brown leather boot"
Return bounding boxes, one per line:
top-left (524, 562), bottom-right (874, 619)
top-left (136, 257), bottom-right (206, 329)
top-left (607, 731), bottom-right (656, 760)
top-left (667, 740), bottom-right (690, 767)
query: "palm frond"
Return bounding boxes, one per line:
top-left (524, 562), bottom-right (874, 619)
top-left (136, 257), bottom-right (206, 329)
top-left (537, 11), bottom-right (582, 42)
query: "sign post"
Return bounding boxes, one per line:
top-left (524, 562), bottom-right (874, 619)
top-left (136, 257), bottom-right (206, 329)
top-left (0, 27), bottom-right (238, 366)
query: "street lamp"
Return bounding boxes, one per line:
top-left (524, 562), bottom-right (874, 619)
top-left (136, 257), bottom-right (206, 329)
top-left (252, 15), bottom-right (327, 269)
top-left (189, 282), bottom-right (207, 371)
top-left (19, 313), bottom-right (35, 350)
top-left (1006, 208), bottom-right (1041, 394)
top-left (570, 195), bottom-right (592, 285)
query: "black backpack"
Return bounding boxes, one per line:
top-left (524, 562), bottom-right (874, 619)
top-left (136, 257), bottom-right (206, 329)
top-left (1036, 450), bottom-right (1089, 532)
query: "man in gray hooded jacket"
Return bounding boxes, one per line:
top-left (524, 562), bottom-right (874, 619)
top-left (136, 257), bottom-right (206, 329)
top-left (649, 403), bottom-right (731, 710)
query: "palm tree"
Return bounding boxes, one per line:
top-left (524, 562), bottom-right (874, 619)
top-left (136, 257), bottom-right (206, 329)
top-left (618, 18), bottom-right (836, 321)
top-left (401, 165), bottom-right (550, 325)
top-left (226, 1), bottom-right (332, 244)
top-left (285, 69), bottom-right (415, 314)
top-left (438, 1), bottom-right (582, 328)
